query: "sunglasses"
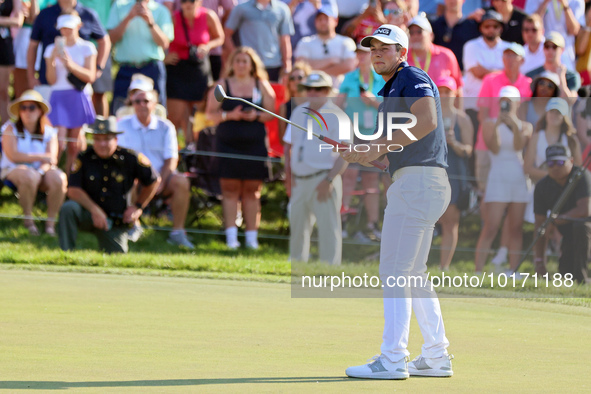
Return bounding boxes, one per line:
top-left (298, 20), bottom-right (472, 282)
top-left (305, 87), bottom-right (327, 92)
top-left (544, 43), bottom-right (559, 50)
top-left (180, 0), bottom-right (196, 3)
top-left (547, 159), bottom-right (566, 167)
top-left (383, 9), bottom-right (404, 16)
top-left (132, 99), bottom-right (150, 105)
top-left (289, 75), bottom-right (304, 81)
top-left (537, 79), bottom-right (556, 89)
top-left (19, 104), bottom-right (39, 112)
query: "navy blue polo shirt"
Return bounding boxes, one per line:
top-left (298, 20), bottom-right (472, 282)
top-left (431, 16), bottom-right (480, 71)
top-left (377, 62), bottom-right (447, 175)
top-left (30, 3), bottom-right (106, 85)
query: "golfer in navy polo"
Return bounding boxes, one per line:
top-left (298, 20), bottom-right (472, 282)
top-left (342, 25), bottom-right (454, 380)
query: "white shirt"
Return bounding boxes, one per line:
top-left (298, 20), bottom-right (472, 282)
top-left (0, 123), bottom-right (57, 175)
top-left (43, 38), bottom-right (97, 91)
top-left (521, 42), bottom-right (573, 75)
top-left (283, 100), bottom-right (350, 176)
top-left (462, 37), bottom-right (508, 110)
top-left (117, 114), bottom-right (178, 174)
top-left (294, 34), bottom-right (356, 88)
top-left (525, 0), bottom-right (586, 70)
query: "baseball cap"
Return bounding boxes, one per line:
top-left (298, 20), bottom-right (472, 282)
top-left (56, 14), bottom-right (82, 30)
top-left (360, 24), bottom-right (409, 49)
top-left (409, 15), bottom-right (432, 33)
top-left (298, 70), bottom-right (332, 89)
top-left (504, 42), bottom-right (525, 57)
top-left (480, 10), bottom-right (503, 25)
top-left (434, 76), bottom-right (457, 91)
top-left (532, 70), bottom-right (560, 89)
top-left (356, 42), bottom-right (370, 52)
top-left (545, 31), bottom-right (566, 48)
top-left (316, 4), bottom-right (338, 18)
top-left (499, 85), bottom-right (521, 101)
top-left (128, 74), bottom-right (155, 92)
top-left (545, 144), bottom-right (572, 162)
top-left (545, 97), bottom-right (569, 116)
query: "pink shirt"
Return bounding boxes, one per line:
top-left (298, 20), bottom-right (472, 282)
top-left (475, 71), bottom-right (532, 150)
top-left (169, 8), bottom-right (210, 60)
top-left (407, 43), bottom-right (464, 91)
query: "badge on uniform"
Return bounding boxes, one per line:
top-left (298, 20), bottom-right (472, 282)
top-left (71, 158), bottom-right (82, 173)
top-left (115, 174), bottom-right (124, 183)
top-left (137, 153), bottom-right (151, 167)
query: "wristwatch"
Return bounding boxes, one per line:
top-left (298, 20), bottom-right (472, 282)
top-left (135, 202), bottom-right (144, 210)
top-left (325, 176), bottom-right (333, 184)
top-left (96, 64), bottom-right (104, 71)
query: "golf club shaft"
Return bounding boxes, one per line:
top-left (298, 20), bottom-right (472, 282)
top-left (229, 96), bottom-right (388, 172)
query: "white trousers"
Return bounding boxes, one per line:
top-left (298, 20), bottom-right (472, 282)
top-left (289, 172), bottom-right (342, 265)
top-left (379, 167), bottom-right (451, 361)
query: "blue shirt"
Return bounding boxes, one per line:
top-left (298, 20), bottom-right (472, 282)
top-left (430, 16), bottom-right (480, 71)
top-left (340, 68), bottom-right (384, 135)
top-left (377, 62), bottom-right (448, 175)
top-left (31, 3), bottom-right (106, 85)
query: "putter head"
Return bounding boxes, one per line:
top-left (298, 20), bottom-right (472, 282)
top-left (214, 85), bottom-right (227, 103)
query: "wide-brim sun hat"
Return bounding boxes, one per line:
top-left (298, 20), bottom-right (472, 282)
top-left (85, 115), bottom-right (123, 135)
top-left (8, 89), bottom-right (51, 118)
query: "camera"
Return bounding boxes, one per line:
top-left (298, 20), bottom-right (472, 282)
top-left (500, 100), bottom-right (510, 113)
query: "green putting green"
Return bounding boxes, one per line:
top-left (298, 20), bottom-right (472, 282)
top-left (1, 270), bottom-right (589, 393)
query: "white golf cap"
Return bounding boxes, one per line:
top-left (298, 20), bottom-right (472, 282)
top-left (128, 74), bottom-right (155, 92)
top-left (499, 85), bottom-right (521, 101)
top-left (504, 42), bottom-right (525, 57)
top-left (56, 14), bottom-right (82, 30)
top-left (408, 15), bottom-right (432, 33)
top-left (360, 24), bottom-right (409, 50)
top-left (545, 97), bottom-right (570, 116)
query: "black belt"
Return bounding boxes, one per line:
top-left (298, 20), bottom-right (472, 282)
top-left (119, 60), bottom-right (157, 69)
top-left (293, 169), bottom-right (329, 180)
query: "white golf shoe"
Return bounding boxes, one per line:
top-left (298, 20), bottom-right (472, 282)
top-left (408, 354), bottom-right (454, 377)
top-left (346, 354), bottom-right (409, 380)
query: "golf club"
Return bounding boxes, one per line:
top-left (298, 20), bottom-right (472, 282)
top-left (213, 85), bottom-right (388, 172)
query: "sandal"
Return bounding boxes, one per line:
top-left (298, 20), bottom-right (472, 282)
top-left (24, 221), bottom-right (40, 236)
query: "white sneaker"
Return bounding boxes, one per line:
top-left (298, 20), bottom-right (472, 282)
top-left (127, 224), bottom-right (143, 243)
top-left (245, 240), bottom-right (259, 250)
top-left (346, 354), bottom-right (409, 380)
top-left (226, 240), bottom-right (240, 250)
top-left (167, 231), bottom-right (195, 249)
top-left (408, 354), bottom-right (453, 377)
top-left (491, 247), bottom-right (508, 265)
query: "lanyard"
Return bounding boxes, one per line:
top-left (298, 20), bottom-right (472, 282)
top-left (359, 70), bottom-right (374, 93)
top-left (412, 50), bottom-right (431, 73)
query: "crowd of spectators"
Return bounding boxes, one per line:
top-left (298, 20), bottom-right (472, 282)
top-left (0, 0), bottom-right (589, 280)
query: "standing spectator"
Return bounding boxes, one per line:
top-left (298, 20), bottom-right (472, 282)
top-left (0, 90), bottom-right (66, 236)
top-left (335, 0), bottom-right (368, 33)
top-left (0, 0), bottom-right (23, 122)
top-left (418, 0), bottom-right (443, 18)
top-left (431, 0), bottom-right (480, 71)
top-left (107, 0), bottom-right (174, 113)
top-left (521, 14), bottom-right (546, 74)
top-left (203, 0), bottom-right (237, 80)
top-left (337, 43), bottom-right (385, 241)
top-left (283, 70), bottom-right (348, 265)
top-left (474, 86), bottom-right (532, 274)
top-left (117, 89), bottom-right (195, 249)
top-left (78, 0), bottom-right (114, 117)
top-left (382, 0), bottom-right (410, 31)
top-left (278, 60), bottom-right (311, 149)
top-left (487, 0), bottom-right (527, 45)
top-left (533, 144), bottom-right (590, 283)
top-left (165, 0), bottom-right (224, 149)
top-left (340, 0), bottom-right (386, 44)
top-left (436, 76), bottom-right (473, 271)
top-left (27, 0), bottom-right (108, 102)
top-left (13, 0), bottom-right (40, 99)
top-left (44, 11), bottom-right (97, 175)
top-left (526, 0), bottom-right (585, 70)
top-left (526, 32), bottom-right (582, 92)
top-left (58, 116), bottom-right (160, 253)
top-left (205, 47), bottom-right (276, 249)
top-left (294, 5), bottom-right (357, 88)
top-left (575, 2), bottom-right (591, 86)
top-left (407, 15), bottom-right (464, 98)
top-left (224, 0), bottom-right (294, 82)
top-left (156, 0), bottom-right (175, 12)
top-left (284, 0), bottom-right (336, 55)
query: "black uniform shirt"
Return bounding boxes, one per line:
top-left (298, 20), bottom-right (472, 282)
top-left (69, 146), bottom-right (158, 216)
top-left (534, 166), bottom-right (591, 218)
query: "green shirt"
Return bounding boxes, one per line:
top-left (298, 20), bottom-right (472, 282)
top-left (79, 0), bottom-right (112, 26)
top-left (106, 0), bottom-right (174, 63)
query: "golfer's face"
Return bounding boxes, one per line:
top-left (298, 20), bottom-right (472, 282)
top-left (370, 40), bottom-right (405, 77)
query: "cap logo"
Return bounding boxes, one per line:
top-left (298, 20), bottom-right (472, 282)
top-left (376, 28), bottom-right (392, 35)
top-left (310, 74), bottom-right (320, 81)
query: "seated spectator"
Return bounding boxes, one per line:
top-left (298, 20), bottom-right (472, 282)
top-left (524, 97), bottom-right (582, 182)
top-left (575, 2), bottom-right (591, 86)
top-left (107, 0), bottom-right (174, 113)
top-left (44, 11), bottom-right (97, 176)
top-left (283, 71), bottom-right (349, 265)
top-left (382, 0), bottom-right (410, 32)
top-left (521, 14), bottom-right (547, 75)
top-left (407, 15), bottom-right (463, 98)
top-left (474, 86), bottom-right (532, 274)
top-left (224, 0), bottom-right (294, 82)
top-left (518, 71), bottom-right (567, 127)
top-left (0, 0), bottom-right (23, 123)
top-left (486, 0), bottom-right (527, 45)
top-left (526, 32), bottom-right (582, 93)
top-left (58, 116), bottom-right (160, 253)
top-left (165, 0), bottom-right (224, 149)
top-left (533, 144), bottom-right (590, 283)
top-left (115, 73), bottom-right (167, 119)
top-left (0, 90), bottom-right (66, 236)
top-left (337, 43), bottom-right (385, 241)
top-left (294, 5), bottom-right (357, 88)
top-left (526, 0), bottom-right (584, 71)
top-left (117, 89), bottom-right (195, 249)
top-left (340, 0), bottom-right (386, 43)
top-left (436, 76), bottom-right (473, 271)
top-left (431, 0), bottom-right (480, 71)
top-left (285, 0), bottom-right (335, 52)
top-left (205, 46), bottom-right (276, 249)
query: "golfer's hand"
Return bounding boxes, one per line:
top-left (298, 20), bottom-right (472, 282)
top-left (91, 206), bottom-right (109, 231)
top-left (316, 179), bottom-right (332, 202)
top-left (123, 206), bottom-right (142, 223)
top-left (340, 148), bottom-right (380, 167)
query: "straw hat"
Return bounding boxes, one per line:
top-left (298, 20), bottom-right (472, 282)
top-left (8, 90), bottom-right (51, 118)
